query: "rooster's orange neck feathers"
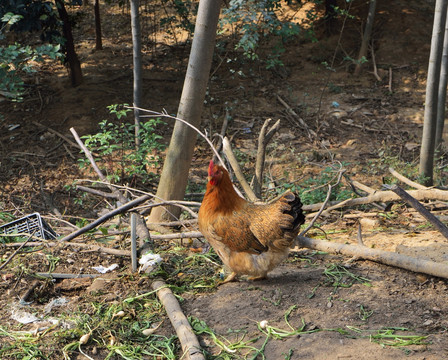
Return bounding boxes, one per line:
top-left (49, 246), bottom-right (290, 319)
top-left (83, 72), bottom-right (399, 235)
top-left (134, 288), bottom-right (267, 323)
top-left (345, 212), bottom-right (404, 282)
top-left (203, 162), bottom-right (245, 214)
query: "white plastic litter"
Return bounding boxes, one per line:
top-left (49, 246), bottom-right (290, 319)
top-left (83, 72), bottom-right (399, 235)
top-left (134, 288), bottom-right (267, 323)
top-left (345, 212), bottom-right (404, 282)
top-left (139, 253), bottom-right (162, 273)
top-left (11, 308), bottom-right (40, 324)
top-left (44, 297), bottom-right (69, 314)
top-left (91, 263), bottom-right (119, 274)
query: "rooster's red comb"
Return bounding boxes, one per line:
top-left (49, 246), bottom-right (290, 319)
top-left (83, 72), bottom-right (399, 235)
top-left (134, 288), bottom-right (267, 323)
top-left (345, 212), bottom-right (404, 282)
top-left (208, 160), bottom-right (215, 175)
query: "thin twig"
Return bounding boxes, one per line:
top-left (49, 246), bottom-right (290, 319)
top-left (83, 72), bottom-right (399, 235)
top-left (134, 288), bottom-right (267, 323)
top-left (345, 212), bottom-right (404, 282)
top-left (300, 169), bottom-right (345, 236)
top-left (300, 185), bottom-right (332, 235)
top-left (132, 106), bottom-right (226, 169)
top-left (370, 41), bottom-right (382, 81)
top-left (0, 231), bottom-right (35, 271)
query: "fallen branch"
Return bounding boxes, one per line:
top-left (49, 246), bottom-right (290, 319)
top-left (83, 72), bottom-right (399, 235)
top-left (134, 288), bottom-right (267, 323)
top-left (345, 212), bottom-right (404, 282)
top-left (151, 280), bottom-right (205, 360)
top-left (253, 118), bottom-right (281, 198)
top-left (388, 167), bottom-right (428, 190)
top-left (59, 194), bottom-right (151, 242)
top-left (222, 137), bottom-right (259, 201)
top-left (351, 180), bottom-right (377, 195)
top-left (349, 179), bottom-right (385, 210)
top-left (296, 235), bottom-right (448, 280)
top-left (387, 185), bottom-right (448, 240)
top-left (33, 121), bottom-right (81, 150)
top-left (302, 188), bottom-right (448, 212)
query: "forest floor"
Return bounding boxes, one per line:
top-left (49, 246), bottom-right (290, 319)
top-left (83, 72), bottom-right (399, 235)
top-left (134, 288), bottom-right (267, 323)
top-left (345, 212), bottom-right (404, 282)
top-left (1, 0), bottom-right (448, 359)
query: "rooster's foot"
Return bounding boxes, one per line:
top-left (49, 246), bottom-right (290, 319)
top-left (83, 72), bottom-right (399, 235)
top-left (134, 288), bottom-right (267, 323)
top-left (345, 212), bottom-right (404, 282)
top-left (219, 272), bottom-right (238, 285)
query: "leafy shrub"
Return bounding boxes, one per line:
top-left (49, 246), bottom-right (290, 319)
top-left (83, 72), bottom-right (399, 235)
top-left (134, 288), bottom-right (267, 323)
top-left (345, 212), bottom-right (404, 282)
top-left (79, 105), bottom-right (166, 184)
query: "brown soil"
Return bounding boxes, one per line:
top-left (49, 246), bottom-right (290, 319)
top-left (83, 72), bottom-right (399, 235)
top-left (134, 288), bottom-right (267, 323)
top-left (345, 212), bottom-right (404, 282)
top-left (1, 0), bottom-right (448, 359)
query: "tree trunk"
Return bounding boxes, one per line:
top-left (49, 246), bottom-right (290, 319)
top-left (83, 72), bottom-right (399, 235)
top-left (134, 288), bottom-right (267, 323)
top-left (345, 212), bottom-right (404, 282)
top-left (55, 0), bottom-right (83, 87)
top-left (354, 0), bottom-right (377, 76)
top-left (148, 0), bottom-right (222, 222)
top-left (419, 0), bottom-right (447, 186)
top-left (130, 0), bottom-right (142, 147)
top-left (94, 0), bottom-right (103, 50)
top-left (435, 6), bottom-right (448, 153)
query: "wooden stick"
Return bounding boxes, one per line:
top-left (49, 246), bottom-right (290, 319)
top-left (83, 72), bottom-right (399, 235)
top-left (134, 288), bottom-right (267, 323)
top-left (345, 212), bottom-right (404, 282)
top-left (388, 167), bottom-right (428, 190)
top-left (296, 235), bottom-right (448, 280)
top-left (387, 185), bottom-right (448, 240)
top-left (36, 273), bottom-right (102, 279)
top-left (151, 280), bottom-right (205, 360)
top-left (4, 241), bottom-right (131, 257)
top-left (20, 280), bottom-right (40, 303)
top-left (388, 66), bottom-right (393, 92)
top-left (222, 137), bottom-right (259, 201)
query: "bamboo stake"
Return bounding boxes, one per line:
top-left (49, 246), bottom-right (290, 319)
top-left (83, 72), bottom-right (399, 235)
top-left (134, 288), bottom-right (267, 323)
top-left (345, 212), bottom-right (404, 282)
top-left (151, 280), bottom-right (205, 360)
top-left (387, 184), bottom-right (448, 240)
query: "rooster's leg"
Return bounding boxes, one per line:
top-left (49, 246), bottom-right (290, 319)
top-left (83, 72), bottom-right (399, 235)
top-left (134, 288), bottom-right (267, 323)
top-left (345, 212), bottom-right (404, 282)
top-left (220, 272), bottom-right (238, 284)
top-left (247, 275), bottom-right (267, 281)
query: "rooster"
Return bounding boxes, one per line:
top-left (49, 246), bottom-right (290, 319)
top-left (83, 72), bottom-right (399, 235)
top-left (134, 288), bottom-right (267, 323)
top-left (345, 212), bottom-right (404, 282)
top-left (198, 160), bottom-right (305, 283)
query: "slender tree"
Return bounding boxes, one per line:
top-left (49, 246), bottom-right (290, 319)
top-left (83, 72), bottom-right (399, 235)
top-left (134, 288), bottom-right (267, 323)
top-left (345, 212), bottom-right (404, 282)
top-left (129, 0), bottom-right (142, 147)
top-left (419, 0), bottom-right (447, 185)
top-left (148, 0), bottom-right (222, 222)
top-left (354, 0), bottom-right (377, 76)
top-left (94, 0), bottom-right (103, 50)
top-left (435, 6), bottom-right (448, 152)
top-left (55, 0), bottom-right (83, 86)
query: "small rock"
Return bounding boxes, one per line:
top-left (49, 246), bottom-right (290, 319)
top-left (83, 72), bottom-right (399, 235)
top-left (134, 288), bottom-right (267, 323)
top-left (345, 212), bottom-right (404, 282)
top-left (423, 319), bottom-right (434, 326)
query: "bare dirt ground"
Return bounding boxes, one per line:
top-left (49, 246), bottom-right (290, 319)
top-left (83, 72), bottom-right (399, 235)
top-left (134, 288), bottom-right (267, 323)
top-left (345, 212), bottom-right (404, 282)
top-left (2, 0), bottom-right (448, 359)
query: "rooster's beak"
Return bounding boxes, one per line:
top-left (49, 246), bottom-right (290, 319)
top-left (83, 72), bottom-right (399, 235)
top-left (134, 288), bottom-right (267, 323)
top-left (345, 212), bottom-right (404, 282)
top-left (207, 176), bottom-right (212, 182)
